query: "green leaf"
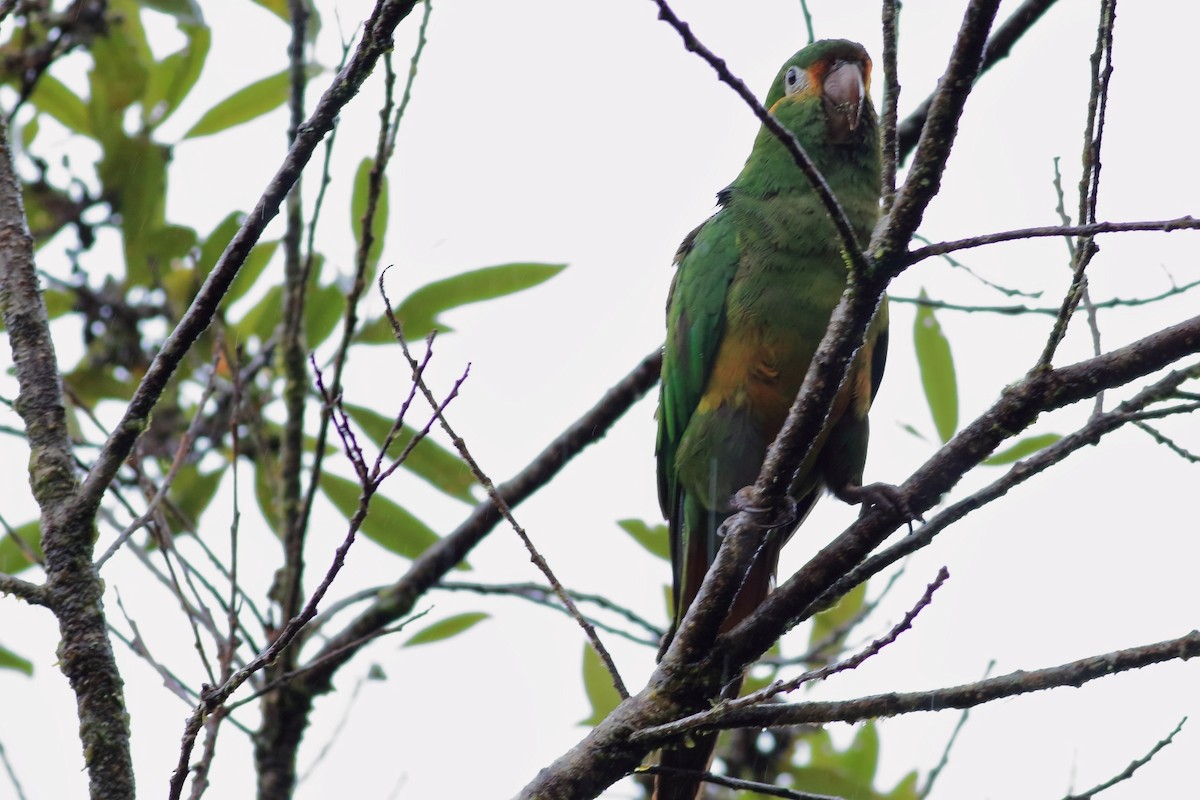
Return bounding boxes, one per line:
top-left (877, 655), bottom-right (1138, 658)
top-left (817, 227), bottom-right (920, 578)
top-left (319, 473), bottom-right (446, 563)
top-left (227, 240), bottom-right (280, 304)
top-left (839, 721), bottom-right (880, 785)
top-left (615, 519), bottom-right (669, 560)
top-left (137, 0), bottom-right (204, 24)
top-left (897, 421), bottom-right (929, 442)
top-left (343, 403), bottom-right (476, 502)
top-left (143, 23), bottom-right (211, 128)
top-left (198, 212), bottom-right (245, 282)
top-left (248, 0), bottom-right (321, 42)
top-left (168, 464), bottom-right (226, 531)
top-left (89, 3), bottom-right (152, 116)
top-left (0, 644), bottom-right (33, 676)
top-left (305, 282), bottom-right (346, 348)
top-left (883, 771), bottom-right (921, 800)
top-left (234, 284), bottom-right (283, 343)
top-left (579, 643), bottom-right (622, 726)
top-left (350, 157), bottom-right (389, 275)
top-left (20, 114), bottom-right (39, 149)
top-left (42, 289), bottom-right (75, 319)
top-left (184, 65), bottom-right (320, 139)
top-left (364, 263), bottom-right (567, 342)
top-left (29, 76), bottom-right (91, 136)
top-left (0, 521), bottom-right (42, 575)
top-left (984, 433), bottom-right (1062, 466)
top-left (249, 0), bottom-right (288, 21)
top-left (403, 612), bottom-right (488, 647)
top-left (97, 135), bottom-right (169, 284)
top-left (254, 459), bottom-right (282, 535)
top-left (914, 289), bottom-right (958, 443)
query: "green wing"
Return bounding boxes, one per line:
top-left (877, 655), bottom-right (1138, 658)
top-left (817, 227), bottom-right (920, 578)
top-left (656, 210), bottom-right (740, 574)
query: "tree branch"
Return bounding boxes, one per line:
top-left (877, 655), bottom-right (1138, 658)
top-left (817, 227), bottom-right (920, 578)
top-left (0, 96), bottom-right (134, 800)
top-left (636, 632), bottom-right (1200, 741)
top-left (897, 0), bottom-right (1062, 162)
top-left (74, 0), bottom-right (424, 519)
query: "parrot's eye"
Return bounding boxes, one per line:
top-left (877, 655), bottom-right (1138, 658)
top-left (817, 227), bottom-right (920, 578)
top-left (784, 65), bottom-right (808, 95)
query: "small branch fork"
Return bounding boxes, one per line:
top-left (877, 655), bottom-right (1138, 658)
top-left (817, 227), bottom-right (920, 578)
top-left (378, 278), bottom-right (628, 699)
top-left (1062, 718), bottom-right (1187, 800)
top-left (635, 632), bottom-right (1200, 743)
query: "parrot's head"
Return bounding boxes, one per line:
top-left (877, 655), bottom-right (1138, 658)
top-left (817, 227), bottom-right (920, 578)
top-left (766, 39), bottom-right (874, 146)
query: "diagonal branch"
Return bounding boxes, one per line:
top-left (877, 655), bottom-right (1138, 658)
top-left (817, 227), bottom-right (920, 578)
top-left (74, 0), bottom-right (425, 519)
top-left (635, 631), bottom-right (1200, 741)
top-left (297, 349), bottom-right (661, 693)
top-left (897, 0), bottom-right (1062, 161)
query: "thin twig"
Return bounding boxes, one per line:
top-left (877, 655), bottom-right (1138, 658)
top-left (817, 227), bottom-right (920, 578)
top-left (635, 631), bottom-right (1200, 742)
top-left (680, 568), bottom-right (947, 728)
top-left (1037, 0), bottom-right (1117, 369)
top-left (649, 0), bottom-right (869, 275)
top-left (380, 281), bottom-right (629, 699)
top-left (920, 659), bottom-right (994, 798)
top-left (1062, 718), bottom-right (1187, 800)
top-left (880, 0), bottom-right (900, 213)
top-left (890, 278), bottom-right (1200, 315)
top-left (906, 216), bottom-right (1200, 264)
top-left (640, 765), bottom-right (844, 800)
top-left (437, 580), bottom-right (664, 646)
top-left (0, 738), bottom-right (28, 800)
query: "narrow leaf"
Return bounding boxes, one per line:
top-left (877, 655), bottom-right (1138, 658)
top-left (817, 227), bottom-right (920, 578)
top-left (137, 0), bottom-right (204, 24)
top-left (28, 75), bottom-right (91, 135)
top-left (615, 519), bottom-right (669, 560)
top-left (984, 433), bottom-right (1062, 465)
top-left (0, 644), bottom-right (33, 676)
top-left (579, 643), bottom-right (621, 726)
top-left (319, 473), bottom-right (452, 564)
top-left (143, 24), bottom-right (211, 128)
top-left (403, 612), bottom-right (488, 647)
top-left (390, 263), bottom-right (566, 340)
top-left (0, 521), bottom-right (42, 575)
top-left (913, 289), bottom-right (959, 443)
top-left (350, 157), bottom-right (389, 271)
top-left (184, 65), bottom-right (319, 139)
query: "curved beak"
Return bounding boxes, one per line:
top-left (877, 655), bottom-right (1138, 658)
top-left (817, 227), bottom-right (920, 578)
top-left (822, 60), bottom-right (866, 141)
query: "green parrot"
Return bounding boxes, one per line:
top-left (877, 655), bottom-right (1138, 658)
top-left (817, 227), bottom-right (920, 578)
top-left (654, 39), bottom-right (885, 800)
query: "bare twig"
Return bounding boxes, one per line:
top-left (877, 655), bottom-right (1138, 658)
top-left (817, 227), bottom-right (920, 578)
top-left (805, 359), bottom-right (1200, 624)
top-left (380, 283), bottom-right (629, 699)
top-left (0, 572), bottom-right (47, 605)
top-left (1062, 718), bottom-right (1187, 800)
top-left (880, 0), bottom-right (900, 213)
top-left (671, 568), bottom-right (948, 734)
top-left (1037, 0), bottom-right (1117, 369)
top-left (0, 738), bottom-right (28, 800)
top-left (890, 278), bottom-right (1200, 315)
top-left (635, 631), bottom-right (1200, 742)
top-left (437, 580), bottom-right (665, 646)
top-left (640, 765), bottom-right (845, 800)
top-left (896, 0), bottom-right (1062, 161)
top-left (906, 216), bottom-right (1200, 264)
top-left (921, 660), bottom-right (994, 798)
top-left (294, 348), bottom-right (661, 694)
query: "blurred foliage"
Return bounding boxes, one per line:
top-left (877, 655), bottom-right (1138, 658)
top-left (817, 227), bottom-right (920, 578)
top-left (0, 0), bottom-right (556, 664)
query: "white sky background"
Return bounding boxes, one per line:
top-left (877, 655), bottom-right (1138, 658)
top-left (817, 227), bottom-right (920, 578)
top-left (1, 1), bottom-right (1198, 798)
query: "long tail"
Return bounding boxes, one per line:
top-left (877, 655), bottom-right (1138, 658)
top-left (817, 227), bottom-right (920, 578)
top-left (652, 537), bottom-right (778, 800)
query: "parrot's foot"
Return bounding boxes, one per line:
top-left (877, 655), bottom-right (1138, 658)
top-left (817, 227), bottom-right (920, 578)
top-left (835, 482), bottom-right (922, 529)
top-left (730, 487), bottom-right (798, 530)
